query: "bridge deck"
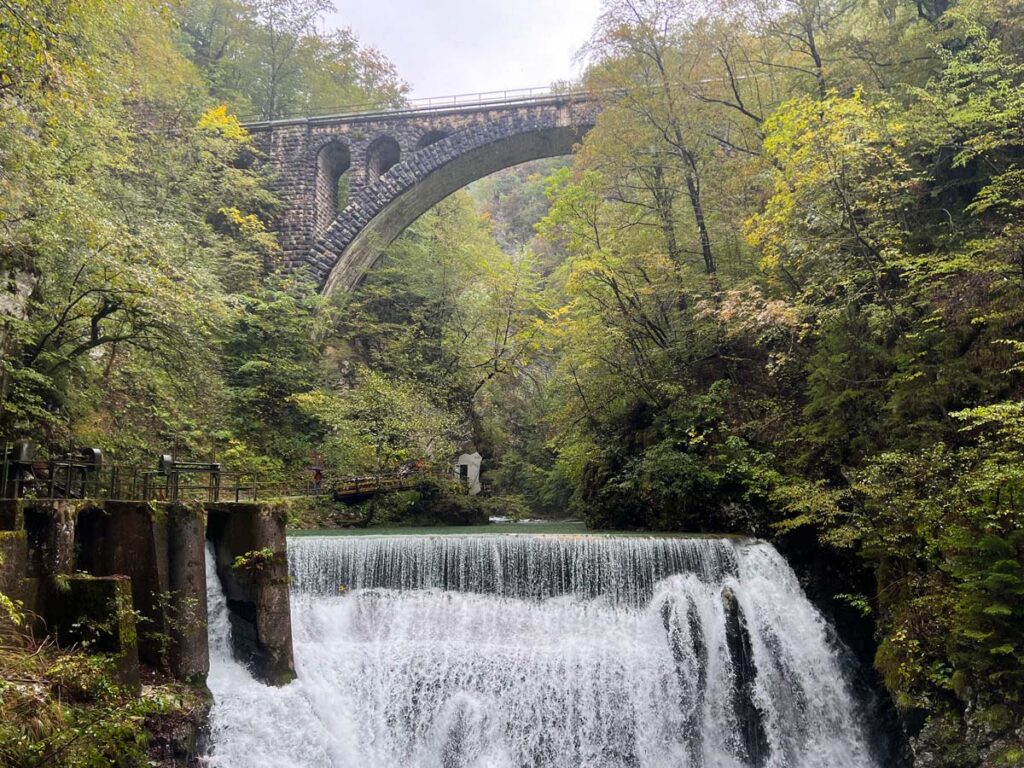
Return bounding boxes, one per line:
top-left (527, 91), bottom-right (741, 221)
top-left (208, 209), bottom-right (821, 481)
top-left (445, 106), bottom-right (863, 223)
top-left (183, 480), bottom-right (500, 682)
top-left (241, 85), bottom-right (596, 129)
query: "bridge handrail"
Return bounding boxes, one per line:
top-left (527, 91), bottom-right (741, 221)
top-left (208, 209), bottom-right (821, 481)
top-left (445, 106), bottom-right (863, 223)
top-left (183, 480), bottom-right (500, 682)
top-left (330, 468), bottom-right (437, 498)
top-left (240, 84), bottom-right (597, 128)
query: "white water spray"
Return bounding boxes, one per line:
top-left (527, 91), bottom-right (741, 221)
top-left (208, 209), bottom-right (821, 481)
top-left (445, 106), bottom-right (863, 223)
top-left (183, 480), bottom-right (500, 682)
top-left (204, 535), bottom-right (880, 768)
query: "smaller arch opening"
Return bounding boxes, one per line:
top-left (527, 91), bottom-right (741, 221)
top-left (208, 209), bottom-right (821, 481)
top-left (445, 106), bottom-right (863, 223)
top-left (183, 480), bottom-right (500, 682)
top-left (416, 130), bottom-right (449, 150)
top-left (366, 135), bottom-right (401, 183)
top-left (315, 140), bottom-right (351, 235)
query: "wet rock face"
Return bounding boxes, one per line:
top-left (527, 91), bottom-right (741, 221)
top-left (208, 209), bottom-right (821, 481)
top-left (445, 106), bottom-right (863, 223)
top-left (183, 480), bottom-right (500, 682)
top-left (722, 586), bottom-right (768, 767)
top-left (0, 268), bottom-right (35, 406)
top-left (772, 527), bottom-right (913, 767)
top-left (907, 708), bottom-right (1024, 768)
top-left (146, 690), bottom-right (212, 768)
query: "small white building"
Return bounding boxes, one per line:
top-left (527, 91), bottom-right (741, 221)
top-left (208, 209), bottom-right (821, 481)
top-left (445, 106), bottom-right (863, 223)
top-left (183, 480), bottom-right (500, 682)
top-left (455, 452), bottom-right (483, 495)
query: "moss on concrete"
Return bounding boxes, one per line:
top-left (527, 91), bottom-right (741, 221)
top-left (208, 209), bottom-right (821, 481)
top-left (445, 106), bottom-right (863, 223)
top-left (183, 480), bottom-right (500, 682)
top-left (49, 575), bottom-right (140, 692)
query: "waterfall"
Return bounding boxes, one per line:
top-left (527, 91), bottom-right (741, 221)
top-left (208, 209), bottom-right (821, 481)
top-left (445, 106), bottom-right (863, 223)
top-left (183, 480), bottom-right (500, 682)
top-left (287, 534), bottom-right (739, 603)
top-left (204, 535), bottom-right (881, 768)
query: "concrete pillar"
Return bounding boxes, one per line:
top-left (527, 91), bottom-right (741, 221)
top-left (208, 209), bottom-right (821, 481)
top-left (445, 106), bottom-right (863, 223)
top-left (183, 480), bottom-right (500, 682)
top-left (167, 505), bottom-right (209, 683)
top-left (207, 502), bottom-right (295, 686)
top-left (22, 500), bottom-right (76, 578)
top-left (0, 499), bottom-right (24, 531)
top-left (76, 501), bottom-right (170, 668)
top-left (4, 499), bottom-right (221, 688)
top-left (0, 529), bottom-right (27, 612)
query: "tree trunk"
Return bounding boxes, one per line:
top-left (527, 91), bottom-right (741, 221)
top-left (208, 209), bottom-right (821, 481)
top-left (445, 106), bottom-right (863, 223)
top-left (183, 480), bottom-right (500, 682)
top-left (651, 164), bottom-right (682, 263)
top-left (684, 171), bottom-right (715, 275)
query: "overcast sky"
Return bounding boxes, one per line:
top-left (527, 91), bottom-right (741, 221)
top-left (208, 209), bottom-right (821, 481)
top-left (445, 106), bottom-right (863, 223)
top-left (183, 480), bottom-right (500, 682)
top-left (327, 0), bottom-right (604, 98)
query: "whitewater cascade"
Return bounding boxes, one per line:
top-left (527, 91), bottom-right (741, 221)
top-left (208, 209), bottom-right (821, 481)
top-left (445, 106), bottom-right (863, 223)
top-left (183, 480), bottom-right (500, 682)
top-left (203, 535), bottom-right (881, 768)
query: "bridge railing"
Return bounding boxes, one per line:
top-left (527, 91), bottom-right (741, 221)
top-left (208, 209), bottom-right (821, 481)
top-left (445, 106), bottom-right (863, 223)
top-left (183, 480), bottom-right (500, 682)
top-left (0, 443), bottom-right (446, 503)
top-left (0, 456), bottom-right (258, 504)
top-left (242, 83), bottom-right (594, 126)
top-left (329, 469), bottom-right (434, 499)
top-left (401, 84), bottom-right (578, 111)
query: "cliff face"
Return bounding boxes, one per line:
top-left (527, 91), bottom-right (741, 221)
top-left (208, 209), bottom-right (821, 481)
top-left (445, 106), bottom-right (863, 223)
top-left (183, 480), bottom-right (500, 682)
top-left (0, 267), bottom-right (34, 321)
top-left (0, 266), bottom-right (35, 413)
top-left (772, 527), bottom-right (912, 767)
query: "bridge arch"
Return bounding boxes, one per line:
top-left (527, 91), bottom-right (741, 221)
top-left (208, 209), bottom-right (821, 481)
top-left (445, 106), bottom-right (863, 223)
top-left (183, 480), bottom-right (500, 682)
top-left (416, 129), bottom-right (449, 150)
top-left (365, 135), bottom-right (401, 183)
top-left (316, 111), bottom-right (595, 295)
top-left (313, 140), bottom-right (351, 236)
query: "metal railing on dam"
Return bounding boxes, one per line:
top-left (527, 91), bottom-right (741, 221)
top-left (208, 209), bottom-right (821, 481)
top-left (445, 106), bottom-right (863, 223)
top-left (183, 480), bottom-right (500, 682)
top-left (0, 441), bottom-right (433, 503)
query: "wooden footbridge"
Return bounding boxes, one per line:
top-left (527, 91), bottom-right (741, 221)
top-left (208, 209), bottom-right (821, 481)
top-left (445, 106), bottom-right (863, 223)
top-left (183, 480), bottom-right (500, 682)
top-left (329, 470), bottom-right (426, 500)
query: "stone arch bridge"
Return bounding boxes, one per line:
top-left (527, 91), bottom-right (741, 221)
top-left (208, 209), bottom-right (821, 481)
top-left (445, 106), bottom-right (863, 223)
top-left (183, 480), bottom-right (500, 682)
top-left (244, 90), bottom-right (599, 294)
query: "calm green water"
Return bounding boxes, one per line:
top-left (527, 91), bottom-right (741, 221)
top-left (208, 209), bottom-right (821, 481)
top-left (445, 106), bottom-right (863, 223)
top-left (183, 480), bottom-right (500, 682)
top-left (289, 521), bottom-right (588, 537)
top-left (287, 521), bottom-right (745, 538)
